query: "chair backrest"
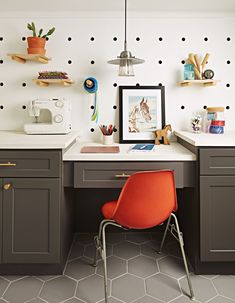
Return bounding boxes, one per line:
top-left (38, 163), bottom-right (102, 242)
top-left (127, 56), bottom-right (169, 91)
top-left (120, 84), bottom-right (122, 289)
top-left (112, 170), bottom-right (178, 229)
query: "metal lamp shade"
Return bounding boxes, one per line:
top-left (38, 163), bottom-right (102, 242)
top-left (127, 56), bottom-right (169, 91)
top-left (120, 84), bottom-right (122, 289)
top-left (108, 50), bottom-right (144, 76)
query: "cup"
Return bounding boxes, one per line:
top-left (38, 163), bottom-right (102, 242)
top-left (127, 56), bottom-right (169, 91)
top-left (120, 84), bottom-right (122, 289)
top-left (102, 134), bottom-right (113, 145)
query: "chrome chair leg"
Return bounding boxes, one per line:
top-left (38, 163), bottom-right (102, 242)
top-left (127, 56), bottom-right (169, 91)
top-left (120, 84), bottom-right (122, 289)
top-left (171, 213), bottom-right (195, 300)
top-left (93, 219), bottom-right (107, 267)
top-left (158, 216), bottom-right (171, 254)
top-left (102, 222), bottom-right (108, 303)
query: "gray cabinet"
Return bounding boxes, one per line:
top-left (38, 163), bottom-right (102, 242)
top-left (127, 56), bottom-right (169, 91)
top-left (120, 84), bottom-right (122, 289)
top-left (0, 150), bottom-right (62, 267)
top-left (200, 148), bottom-right (235, 262)
top-left (2, 178), bottom-right (60, 263)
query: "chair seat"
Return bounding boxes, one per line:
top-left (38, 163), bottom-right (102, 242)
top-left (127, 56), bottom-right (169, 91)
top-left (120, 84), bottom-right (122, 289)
top-left (102, 200), bottom-right (117, 219)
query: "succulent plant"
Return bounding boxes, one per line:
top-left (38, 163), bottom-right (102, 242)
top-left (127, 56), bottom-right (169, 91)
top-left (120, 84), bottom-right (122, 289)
top-left (27, 22), bottom-right (55, 38)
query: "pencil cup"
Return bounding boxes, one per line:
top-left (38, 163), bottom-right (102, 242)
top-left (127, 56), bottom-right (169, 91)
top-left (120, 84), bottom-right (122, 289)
top-left (102, 134), bottom-right (113, 145)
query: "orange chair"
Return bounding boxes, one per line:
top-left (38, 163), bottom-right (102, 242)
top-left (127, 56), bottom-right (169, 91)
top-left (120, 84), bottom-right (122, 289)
top-left (93, 170), bottom-right (195, 302)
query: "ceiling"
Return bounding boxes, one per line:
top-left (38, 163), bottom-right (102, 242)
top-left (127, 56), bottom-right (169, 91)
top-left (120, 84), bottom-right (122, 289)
top-left (1, 0), bottom-right (235, 12)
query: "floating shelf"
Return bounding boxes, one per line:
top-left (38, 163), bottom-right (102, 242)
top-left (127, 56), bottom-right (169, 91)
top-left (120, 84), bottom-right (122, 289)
top-left (7, 53), bottom-right (51, 64)
top-left (178, 80), bottom-right (220, 87)
top-left (34, 79), bottom-right (74, 87)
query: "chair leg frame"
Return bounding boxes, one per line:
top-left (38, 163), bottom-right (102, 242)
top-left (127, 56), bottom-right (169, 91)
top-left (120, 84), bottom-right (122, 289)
top-left (158, 213), bottom-right (195, 301)
top-left (93, 219), bottom-right (123, 303)
top-left (94, 215), bottom-right (195, 302)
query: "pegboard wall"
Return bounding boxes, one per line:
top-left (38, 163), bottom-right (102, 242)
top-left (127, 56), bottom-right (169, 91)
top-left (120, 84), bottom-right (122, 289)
top-left (0, 13), bottom-right (234, 141)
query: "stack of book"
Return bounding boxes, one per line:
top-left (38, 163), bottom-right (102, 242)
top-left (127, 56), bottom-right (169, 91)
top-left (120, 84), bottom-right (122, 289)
top-left (38, 71), bottom-right (69, 79)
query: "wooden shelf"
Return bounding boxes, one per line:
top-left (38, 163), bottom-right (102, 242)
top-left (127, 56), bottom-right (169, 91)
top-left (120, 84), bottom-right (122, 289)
top-left (34, 79), bottom-right (74, 87)
top-left (7, 53), bottom-right (51, 64)
top-left (178, 80), bottom-right (220, 87)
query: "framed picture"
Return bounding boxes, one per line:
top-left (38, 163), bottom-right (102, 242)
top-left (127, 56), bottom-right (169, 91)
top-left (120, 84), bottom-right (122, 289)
top-left (119, 86), bottom-right (165, 143)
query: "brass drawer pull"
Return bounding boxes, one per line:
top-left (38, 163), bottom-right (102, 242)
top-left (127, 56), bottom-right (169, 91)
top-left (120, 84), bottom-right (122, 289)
top-left (0, 162), bottom-right (16, 167)
top-left (115, 173), bottom-right (131, 178)
top-left (3, 183), bottom-right (11, 190)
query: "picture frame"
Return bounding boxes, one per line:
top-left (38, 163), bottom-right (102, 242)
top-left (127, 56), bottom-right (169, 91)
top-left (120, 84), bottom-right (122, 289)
top-left (119, 85), bottom-right (165, 143)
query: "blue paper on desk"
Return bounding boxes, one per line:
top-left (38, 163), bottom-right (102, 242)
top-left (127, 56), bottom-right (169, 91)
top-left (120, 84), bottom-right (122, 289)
top-left (129, 144), bottom-right (155, 152)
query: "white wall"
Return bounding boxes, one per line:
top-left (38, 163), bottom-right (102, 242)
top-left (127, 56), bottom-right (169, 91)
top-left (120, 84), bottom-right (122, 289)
top-left (0, 13), bottom-right (234, 141)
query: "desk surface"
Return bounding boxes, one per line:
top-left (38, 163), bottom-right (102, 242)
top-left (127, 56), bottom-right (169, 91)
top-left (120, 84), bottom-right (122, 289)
top-left (63, 141), bottom-right (196, 161)
top-left (175, 130), bottom-right (235, 146)
top-left (0, 131), bottom-right (79, 149)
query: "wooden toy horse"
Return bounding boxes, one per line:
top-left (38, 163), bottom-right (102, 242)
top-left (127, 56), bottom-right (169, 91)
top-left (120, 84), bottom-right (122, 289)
top-left (154, 124), bottom-right (172, 145)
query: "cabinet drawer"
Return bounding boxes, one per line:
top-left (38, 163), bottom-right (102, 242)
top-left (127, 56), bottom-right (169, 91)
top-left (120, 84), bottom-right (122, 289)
top-left (200, 149), bottom-right (235, 175)
top-left (74, 161), bottom-right (194, 188)
top-left (0, 150), bottom-right (61, 177)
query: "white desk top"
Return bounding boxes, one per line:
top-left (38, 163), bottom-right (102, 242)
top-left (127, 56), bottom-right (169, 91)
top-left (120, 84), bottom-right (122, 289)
top-left (175, 130), bottom-right (235, 146)
top-left (63, 141), bottom-right (196, 161)
top-left (0, 131), bottom-right (79, 149)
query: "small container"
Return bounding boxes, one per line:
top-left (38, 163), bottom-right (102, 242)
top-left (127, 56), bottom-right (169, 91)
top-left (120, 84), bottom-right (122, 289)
top-left (184, 64), bottom-right (195, 80)
top-left (207, 107), bottom-right (225, 134)
top-left (102, 135), bottom-right (114, 145)
top-left (191, 113), bottom-right (202, 133)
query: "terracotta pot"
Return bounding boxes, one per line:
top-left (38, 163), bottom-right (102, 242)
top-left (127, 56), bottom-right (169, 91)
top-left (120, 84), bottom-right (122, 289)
top-left (27, 48), bottom-right (46, 55)
top-left (27, 37), bottom-right (46, 48)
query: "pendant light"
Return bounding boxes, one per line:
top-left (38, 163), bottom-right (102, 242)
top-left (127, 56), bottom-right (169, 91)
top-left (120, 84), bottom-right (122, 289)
top-left (107, 0), bottom-right (144, 76)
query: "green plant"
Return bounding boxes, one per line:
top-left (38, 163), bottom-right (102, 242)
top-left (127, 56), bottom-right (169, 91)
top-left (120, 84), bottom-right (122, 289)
top-left (27, 22), bottom-right (55, 38)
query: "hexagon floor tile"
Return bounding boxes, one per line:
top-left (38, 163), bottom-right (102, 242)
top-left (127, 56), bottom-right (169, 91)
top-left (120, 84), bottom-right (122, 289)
top-left (1, 232), bottom-right (235, 303)
top-left (39, 276), bottom-right (76, 303)
top-left (3, 276), bottom-right (42, 303)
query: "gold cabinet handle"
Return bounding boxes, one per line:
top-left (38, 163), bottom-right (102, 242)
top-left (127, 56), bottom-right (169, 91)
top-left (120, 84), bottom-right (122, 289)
top-left (0, 162), bottom-right (16, 167)
top-left (115, 173), bottom-right (131, 178)
top-left (3, 184), bottom-right (11, 190)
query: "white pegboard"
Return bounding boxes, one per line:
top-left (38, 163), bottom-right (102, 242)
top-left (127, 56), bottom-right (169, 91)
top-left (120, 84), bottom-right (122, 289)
top-left (0, 14), bottom-right (234, 141)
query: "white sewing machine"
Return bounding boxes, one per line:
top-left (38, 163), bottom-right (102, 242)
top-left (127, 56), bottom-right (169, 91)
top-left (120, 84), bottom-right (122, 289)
top-left (24, 98), bottom-right (72, 134)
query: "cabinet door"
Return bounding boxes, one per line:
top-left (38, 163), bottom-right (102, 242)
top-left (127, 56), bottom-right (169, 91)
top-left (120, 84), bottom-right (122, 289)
top-left (200, 176), bottom-right (235, 261)
top-left (2, 178), bottom-right (60, 263)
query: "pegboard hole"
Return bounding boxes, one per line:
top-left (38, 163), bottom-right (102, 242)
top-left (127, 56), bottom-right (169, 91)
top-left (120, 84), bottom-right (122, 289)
top-left (226, 106), bottom-right (230, 110)
top-left (227, 60), bottom-right (231, 64)
top-left (22, 37), bottom-right (26, 41)
top-left (181, 106), bottom-right (185, 110)
top-left (181, 37), bottom-right (186, 41)
top-left (158, 37), bottom-right (163, 41)
top-left (136, 83), bottom-right (140, 86)
top-left (0, 60), bottom-right (3, 64)
top-left (204, 37), bottom-right (208, 41)
top-left (136, 37), bottom-right (140, 41)
top-left (113, 37), bottom-right (118, 41)
top-left (0, 82), bottom-right (4, 86)
top-left (226, 83), bottom-right (230, 88)
top-left (90, 37), bottom-right (95, 41)
top-left (227, 37), bottom-right (231, 41)
top-left (113, 105), bottom-right (117, 110)
top-left (158, 60), bottom-right (163, 64)
top-left (90, 105), bottom-right (94, 110)
top-left (68, 37), bottom-right (72, 41)
top-left (22, 105), bottom-right (26, 110)
top-left (0, 105), bottom-right (4, 109)
top-left (203, 105), bottom-right (207, 109)
top-left (0, 37), bottom-right (3, 41)
top-left (113, 128), bottom-right (117, 132)
top-left (158, 83), bottom-right (162, 87)
top-left (91, 60), bottom-right (95, 64)
top-left (90, 128), bottom-right (95, 132)
top-left (68, 60), bottom-right (72, 64)
top-left (181, 60), bottom-right (185, 64)
top-left (22, 83), bottom-right (27, 87)
top-left (46, 37), bottom-right (49, 41)
top-left (113, 83), bottom-right (117, 87)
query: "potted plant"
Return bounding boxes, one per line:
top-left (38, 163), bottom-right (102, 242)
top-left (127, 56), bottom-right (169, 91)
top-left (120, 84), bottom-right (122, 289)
top-left (27, 22), bottom-right (55, 55)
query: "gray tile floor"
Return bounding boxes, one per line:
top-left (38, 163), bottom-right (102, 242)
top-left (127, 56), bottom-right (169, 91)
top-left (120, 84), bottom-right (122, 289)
top-left (1, 232), bottom-right (235, 303)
